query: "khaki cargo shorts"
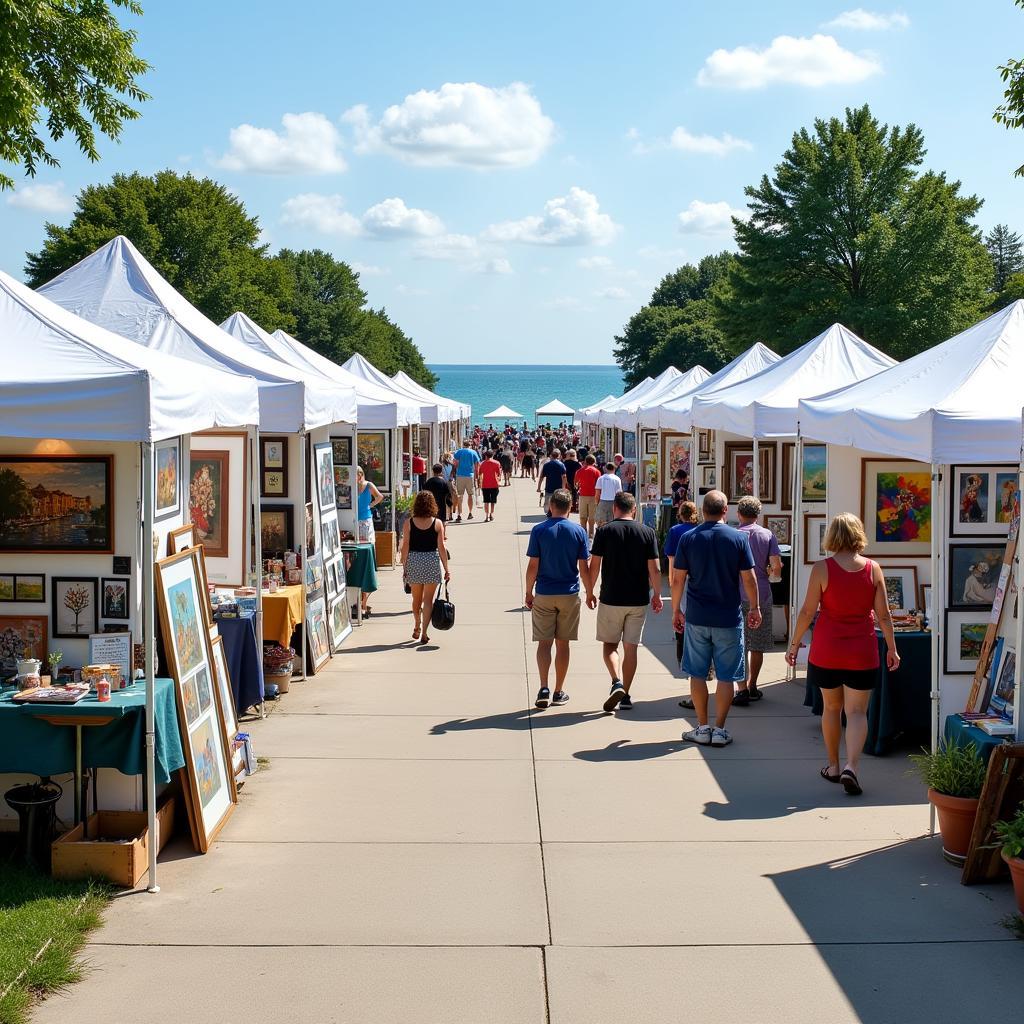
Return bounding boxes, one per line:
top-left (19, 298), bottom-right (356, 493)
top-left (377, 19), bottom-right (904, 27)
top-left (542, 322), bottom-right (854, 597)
top-left (596, 603), bottom-right (648, 645)
top-left (578, 494), bottom-right (597, 521)
top-left (455, 476), bottom-right (475, 497)
top-left (531, 593), bottom-right (581, 641)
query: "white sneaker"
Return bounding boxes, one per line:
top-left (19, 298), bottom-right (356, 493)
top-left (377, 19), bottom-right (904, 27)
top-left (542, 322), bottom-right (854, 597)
top-left (683, 725), bottom-right (713, 745)
top-left (710, 727), bottom-right (732, 747)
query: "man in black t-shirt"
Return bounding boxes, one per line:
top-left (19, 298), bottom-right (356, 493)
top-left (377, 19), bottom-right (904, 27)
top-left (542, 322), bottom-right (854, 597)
top-left (423, 463), bottom-right (453, 523)
top-left (586, 491), bottom-right (663, 711)
top-left (537, 448), bottom-right (568, 514)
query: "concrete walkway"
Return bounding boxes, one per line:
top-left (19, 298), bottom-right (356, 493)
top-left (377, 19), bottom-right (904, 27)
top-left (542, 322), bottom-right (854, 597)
top-left (36, 478), bottom-right (1020, 1023)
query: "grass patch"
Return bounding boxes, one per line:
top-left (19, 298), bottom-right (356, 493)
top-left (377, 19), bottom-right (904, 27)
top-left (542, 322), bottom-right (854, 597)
top-left (0, 852), bottom-right (110, 1024)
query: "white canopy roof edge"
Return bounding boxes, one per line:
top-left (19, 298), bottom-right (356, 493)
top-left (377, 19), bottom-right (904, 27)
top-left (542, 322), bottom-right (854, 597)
top-left (614, 365), bottom-right (713, 430)
top-left (800, 300), bottom-right (1024, 464)
top-left (0, 271), bottom-right (259, 441)
top-left (483, 404), bottom-right (525, 420)
top-left (536, 399), bottom-right (575, 418)
top-left (221, 314), bottom-right (419, 430)
top-left (689, 324), bottom-right (895, 438)
top-left (577, 394), bottom-right (619, 421)
top-left (342, 353), bottom-right (440, 424)
top-left (392, 370), bottom-right (469, 422)
top-left (656, 342), bottom-right (782, 431)
top-left (38, 236), bottom-right (357, 432)
top-left (596, 365), bottom-right (686, 428)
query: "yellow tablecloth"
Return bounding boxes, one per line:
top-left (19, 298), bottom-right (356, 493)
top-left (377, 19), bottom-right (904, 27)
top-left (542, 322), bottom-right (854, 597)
top-left (261, 585), bottom-right (305, 648)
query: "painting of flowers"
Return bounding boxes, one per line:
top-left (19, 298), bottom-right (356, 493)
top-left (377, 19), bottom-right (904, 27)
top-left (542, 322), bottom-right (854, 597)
top-left (189, 450), bottom-right (229, 558)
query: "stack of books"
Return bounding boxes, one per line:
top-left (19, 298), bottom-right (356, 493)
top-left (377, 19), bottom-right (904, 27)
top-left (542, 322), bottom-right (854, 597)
top-left (956, 712), bottom-right (1015, 736)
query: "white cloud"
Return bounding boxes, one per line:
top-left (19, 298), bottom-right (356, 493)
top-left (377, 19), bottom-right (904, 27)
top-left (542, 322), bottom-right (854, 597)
top-left (344, 82), bottom-right (554, 169)
top-left (667, 126), bottom-right (753, 156)
top-left (824, 9), bottom-right (909, 30)
top-left (677, 199), bottom-right (745, 235)
top-left (6, 182), bottom-right (74, 213)
top-left (412, 233), bottom-right (480, 261)
top-left (351, 262), bottom-right (389, 277)
top-left (545, 296), bottom-right (583, 310)
top-left (481, 257), bottom-right (513, 275)
top-left (217, 112), bottom-right (347, 174)
top-left (595, 286), bottom-right (629, 300)
top-left (396, 284), bottom-right (429, 297)
top-left (697, 34), bottom-right (882, 89)
top-left (281, 193), bottom-right (444, 239)
top-left (484, 187), bottom-right (619, 246)
top-left (578, 256), bottom-right (612, 269)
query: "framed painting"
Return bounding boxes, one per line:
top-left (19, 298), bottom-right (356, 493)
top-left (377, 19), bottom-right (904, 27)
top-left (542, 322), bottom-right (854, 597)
top-left (51, 576), bottom-right (98, 638)
top-left (320, 510), bottom-right (341, 561)
top-left (329, 593), bottom-right (352, 650)
top-left (14, 574), bottom-right (45, 603)
top-left (948, 542), bottom-right (1004, 610)
top-left (417, 426), bottom-right (431, 457)
top-left (325, 556), bottom-right (342, 599)
top-left (259, 504), bottom-right (294, 556)
top-left (763, 513), bottom-right (792, 546)
top-left (100, 577), bottom-right (130, 619)
top-left (155, 547), bottom-right (236, 852)
top-left (660, 432), bottom-right (691, 496)
top-left (949, 465), bottom-right (1016, 537)
top-left (357, 431), bottom-right (389, 490)
top-left (701, 465), bottom-right (717, 489)
top-left (0, 615), bottom-right (47, 673)
top-left (333, 464), bottom-right (353, 511)
top-left (644, 432), bottom-right (659, 456)
top-left (944, 610), bottom-right (990, 675)
top-left (698, 429), bottom-right (713, 464)
top-left (803, 514), bottom-right (827, 565)
top-left (0, 575), bottom-right (13, 600)
top-left (305, 594), bottom-right (331, 673)
top-left (879, 565), bottom-right (919, 615)
top-left (987, 641), bottom-right (1016, 721)
top-left (305, 502), bottom-right (315, 557)
top-left (189, 449), bottom-right (230, 559)
top-left (622, 431), bottom-right (637, 461)
top-left (314, 442), bottom-right (336, 513)
top-left (155, 437), bottom-right (181, 520)
top-left (861, 459), bottom-right (932, 557)
top-left (919, 583), bottom-right (933, 624)
top-left (0, 454), bottom-right (113, 553)
top-left (167, 522), bottom-right (196, 555)
top-left (781, 443), bottom-right (794, 511)
top-left (724, 442), bottom-right (776, 504)
top-left (210, 634), bottom-right (243, 776)
top-left (802, 445), bottom-right (827, 503)
top-left (305, 550), bottom-right (325, 596)
top-left (260, 436), bottom-right (288, 498)
top-left (331, 436), bottom-right (353, 468)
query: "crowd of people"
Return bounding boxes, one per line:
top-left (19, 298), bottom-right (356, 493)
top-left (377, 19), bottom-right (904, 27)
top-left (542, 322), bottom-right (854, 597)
top-left (392, 421), bottom-right (899, 798)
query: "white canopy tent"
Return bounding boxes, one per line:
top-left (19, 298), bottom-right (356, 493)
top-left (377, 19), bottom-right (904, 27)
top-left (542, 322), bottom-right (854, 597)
top-left (392, 370), bottom-right (469, 423)
top-left (594, 367), bottom-right (683, 428)
top-left (342, 352), bottom-right (440, 425)
top-left (483, 405), bottom-right (525, 420)
top-left (38, 236), bottom-right (358, 432)
top-left (610, 365), bottom-right (712, 431)
top-left (656, 343), bottom-right (781, 432)
top-left (0, 271), bottom-right (260, 894)
top-left (535, 399), bottom-right (575, 422)
top-left (576, 393), bottom-right (618, 426)
top-left (800, 300), bottom-right (1024, 749)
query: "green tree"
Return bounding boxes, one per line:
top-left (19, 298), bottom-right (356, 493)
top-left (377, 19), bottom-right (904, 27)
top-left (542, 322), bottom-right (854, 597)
top-left (985, 223), bottom-right (1024, 290)
top-left (716, 105), bottom-right (993, 359)
top-left (994, 0), bottom-right (1024, 177)
top-left (0, 0), bottom-right (149, 190)
top-left (25, 170), bottom-right (296, 328)
top-left (614, 252), bottom-right (733, 386)
top-left (0, 468), bottom-right (32, 525)
top-left (993, 271), bottom-right (1024, 309)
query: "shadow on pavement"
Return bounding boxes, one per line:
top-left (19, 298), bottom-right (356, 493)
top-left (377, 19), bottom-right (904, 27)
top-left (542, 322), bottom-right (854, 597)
top-left (431, 708), bottom-right (605, 735)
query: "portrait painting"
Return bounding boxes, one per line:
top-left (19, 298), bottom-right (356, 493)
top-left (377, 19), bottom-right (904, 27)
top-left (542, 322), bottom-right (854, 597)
top-left (995, 473), bottom-right (1018, 524)
top-left (660, 433), bottom-right (691, 496)
top-left (357, 431), bottom-right (389, 490)
top-left (189, 450), bottom-right (229, 558)
top-left (314, 442), bottom-right (336, 513)
top-left (948, 543), bottom-right (1004, 609)
top-left (949, 465), bottom-right (1016, 536)
top-left (862, 460), bottom-right (932, 556)
top-left (0, 455), bottom-right (112, 553)
top-left (725, 443), bottom-right (776, 504)
top-left (155, 437), bottom-right (180, 519)
top-left (101, 577), bottom-right (129, 619)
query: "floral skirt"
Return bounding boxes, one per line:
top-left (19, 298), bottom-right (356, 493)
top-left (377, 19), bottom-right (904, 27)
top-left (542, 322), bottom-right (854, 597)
top-left (405, 550), bottom-right (442, 585)
top-left (357, 518), bottom-right (375, 544)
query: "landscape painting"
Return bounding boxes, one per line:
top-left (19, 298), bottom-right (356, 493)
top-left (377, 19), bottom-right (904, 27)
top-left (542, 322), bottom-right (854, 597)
top-left (0, 455), bottom-right (112, 553)
top-left (944, 611), bottom-right (989, 674)
top-left (802, 445), bottom-right (827, 502)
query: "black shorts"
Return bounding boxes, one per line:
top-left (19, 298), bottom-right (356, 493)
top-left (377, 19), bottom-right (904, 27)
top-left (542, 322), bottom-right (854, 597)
top-left (808, 662), bottom-right (878, 691)
top-left (482, 488), bottom-right (499, 503)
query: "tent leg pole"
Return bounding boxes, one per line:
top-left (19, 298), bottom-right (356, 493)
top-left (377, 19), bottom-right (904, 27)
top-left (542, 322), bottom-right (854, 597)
top-left (299, 430), bottom-right (307, 681)
top-left (789, 433), bottom-right (804, 683)
top-left (142, 441), bottom-right (159, 893)
top-left (753, 437), bottom-right (760, 505)
top-left (251, 426), bottom-right (265, 719)
top-left (929, 463), bottom-right (943, 836)
top-left (1016, 412), bottom-right (1024, 743)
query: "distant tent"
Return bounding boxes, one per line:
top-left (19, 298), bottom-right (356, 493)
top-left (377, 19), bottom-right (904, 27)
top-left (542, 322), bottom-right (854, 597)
top-left (535, 399), bottom-right (575, 421)
top-left (483, 404), bottom-right (525, 420)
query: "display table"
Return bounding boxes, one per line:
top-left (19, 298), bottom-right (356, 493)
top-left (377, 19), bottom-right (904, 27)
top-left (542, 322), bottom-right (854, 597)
top-left (341, 542), bottom-right (379, 625)
top-left (943, 714), bottom-right (1013, 764)
top-left (803, 632), bottom-right (931, 755)
top-left (214, 614), bottom-right (265, 712)
top-left (261, 585), bottom-right (304, 648)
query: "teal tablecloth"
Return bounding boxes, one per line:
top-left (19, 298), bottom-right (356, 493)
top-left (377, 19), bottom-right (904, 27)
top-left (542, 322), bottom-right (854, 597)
top-left (0, 677), bottom-right (184, 783)
top-left (944, 714), bottom-right (1013, 764)
top-left (341, 542), bottom-right (378, 594)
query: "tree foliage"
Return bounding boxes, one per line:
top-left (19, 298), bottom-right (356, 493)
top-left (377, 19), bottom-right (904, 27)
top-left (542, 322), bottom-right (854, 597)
top-left (994, 0), bottom-right (1024, 177)
top-left (715, 105), bottom-right (993, 359)
top-left (613, 254), bottom-right (733, 387)
top-left (0, 0), bottom-right (149, 190)
top-left (985, 223), bottom-right (1024, 291)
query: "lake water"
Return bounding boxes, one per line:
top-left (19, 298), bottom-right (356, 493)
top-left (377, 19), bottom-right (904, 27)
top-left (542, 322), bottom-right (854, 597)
top-left (429, 364), bottom-right (625, 426)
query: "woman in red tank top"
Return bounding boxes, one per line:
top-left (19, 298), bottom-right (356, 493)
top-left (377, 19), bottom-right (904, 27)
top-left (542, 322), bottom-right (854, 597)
top-left (786, 513), bottom-right (900, 796)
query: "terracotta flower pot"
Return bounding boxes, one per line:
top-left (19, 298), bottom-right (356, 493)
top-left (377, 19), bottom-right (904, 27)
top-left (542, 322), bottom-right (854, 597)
top-left (1002, 851), bottom-right (1024, 913)
top-left (927, 788), bottom-right (980, 864)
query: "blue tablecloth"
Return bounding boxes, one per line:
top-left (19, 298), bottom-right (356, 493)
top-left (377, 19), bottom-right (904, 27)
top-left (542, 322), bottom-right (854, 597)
top-left (0, 677), bottom-right (184, 783)
top-left (215, 614), bottom-right (265, 712)
top-left (943, 714), bottom-right (1013, 764)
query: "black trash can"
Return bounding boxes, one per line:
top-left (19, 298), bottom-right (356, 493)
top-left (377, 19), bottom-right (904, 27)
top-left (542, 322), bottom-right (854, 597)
top-left (5, 781), bottom-right (62, 869)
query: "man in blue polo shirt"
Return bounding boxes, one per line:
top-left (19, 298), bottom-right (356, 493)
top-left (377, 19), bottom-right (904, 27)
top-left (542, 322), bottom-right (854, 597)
top-left (452, 439), bottom-right (480, 522)
top-left (525, 489), bottom-right (591, 708)
top-left (671, 490), bottom-right (761, 748)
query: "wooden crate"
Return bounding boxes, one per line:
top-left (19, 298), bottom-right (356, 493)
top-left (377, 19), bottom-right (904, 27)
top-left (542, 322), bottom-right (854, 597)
top-left (51, 797), bottom-right (175, 888)
top-left (374, 530), bottom-right (395, 568)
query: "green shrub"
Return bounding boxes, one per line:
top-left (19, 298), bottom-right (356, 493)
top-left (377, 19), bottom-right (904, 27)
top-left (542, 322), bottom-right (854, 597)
top-left (908, 740), bottom-right (987, 798)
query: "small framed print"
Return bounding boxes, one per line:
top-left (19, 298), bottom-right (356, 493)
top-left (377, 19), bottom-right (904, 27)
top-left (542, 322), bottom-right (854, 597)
top-left (329, 593), bottom-right (352, 650)
top-left (260, 437), bottom-right (288, 497)
top-left (155, 436), bottom-right (181, 520)
top-left (949, 465), bottom-right (1016, 537)
top-left (14, 574), bottom-right (45, 603)
top-left (919, 583), bottom-right (932, 624)
top-left (262, 470), bottom-right (286, 498)
top-left (314, 442), bottom-right (336, 513)
top-left (701, 465), bottom-right (717, 489)
top-left (698, 428), bottom-right (713, 464)
top-left (100, 577), bottom-right (130, 619)
top-left (260, 504), bottom-right (294, 555)
top-left (52, 576), bottom-right (99, 638)
top-left (724, 442), bottom-right (776, 504)
top-left (803, 514), bottom-right (827, 565)
top-left (763, 514), bottom-right (792, 546)
top-left (643, 432), bottom-right (659, 456)
top-left (944, 610), bottom-right (989, 674)
top-left (167, 522), bottom-right (197, 556)
top-left (0, 575), bottom-right (12, 601)
top-left (332, 436), bottom-right (353, 468)
top-left (948, 542), bottom-right (1004, 610)
top-left (878, 565), bottom-right (919, 615)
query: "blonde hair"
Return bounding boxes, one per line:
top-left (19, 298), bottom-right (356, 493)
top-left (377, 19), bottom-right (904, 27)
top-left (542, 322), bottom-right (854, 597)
top-left (824, 513), bottom-right (867, 554)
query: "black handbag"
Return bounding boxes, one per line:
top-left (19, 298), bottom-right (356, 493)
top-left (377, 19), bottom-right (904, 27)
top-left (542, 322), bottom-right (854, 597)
top-left (431, 581), bottom-right (456, 631)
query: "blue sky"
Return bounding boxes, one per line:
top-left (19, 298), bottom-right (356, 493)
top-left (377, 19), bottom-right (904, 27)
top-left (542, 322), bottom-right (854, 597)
top-left (3, 1), bottom-right (1023, 363)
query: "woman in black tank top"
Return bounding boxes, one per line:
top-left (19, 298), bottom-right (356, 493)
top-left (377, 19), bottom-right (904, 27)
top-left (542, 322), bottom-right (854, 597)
top-left (401, 490), bottom-right (451, 644)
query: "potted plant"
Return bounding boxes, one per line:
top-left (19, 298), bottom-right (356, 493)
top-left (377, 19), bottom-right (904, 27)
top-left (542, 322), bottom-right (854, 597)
top-left (909, 740), bottom-right (987, 864)
top-left (394, 494), bottom-right (415, 539)
top-left (990, 803), bottom-right (1024, 913)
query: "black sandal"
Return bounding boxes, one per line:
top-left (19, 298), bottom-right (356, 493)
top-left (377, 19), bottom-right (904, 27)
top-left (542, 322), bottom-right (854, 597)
top-left (820, 766), bottom-right (841, 783)
top-left (840, 769), bottom-right (862, 796)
